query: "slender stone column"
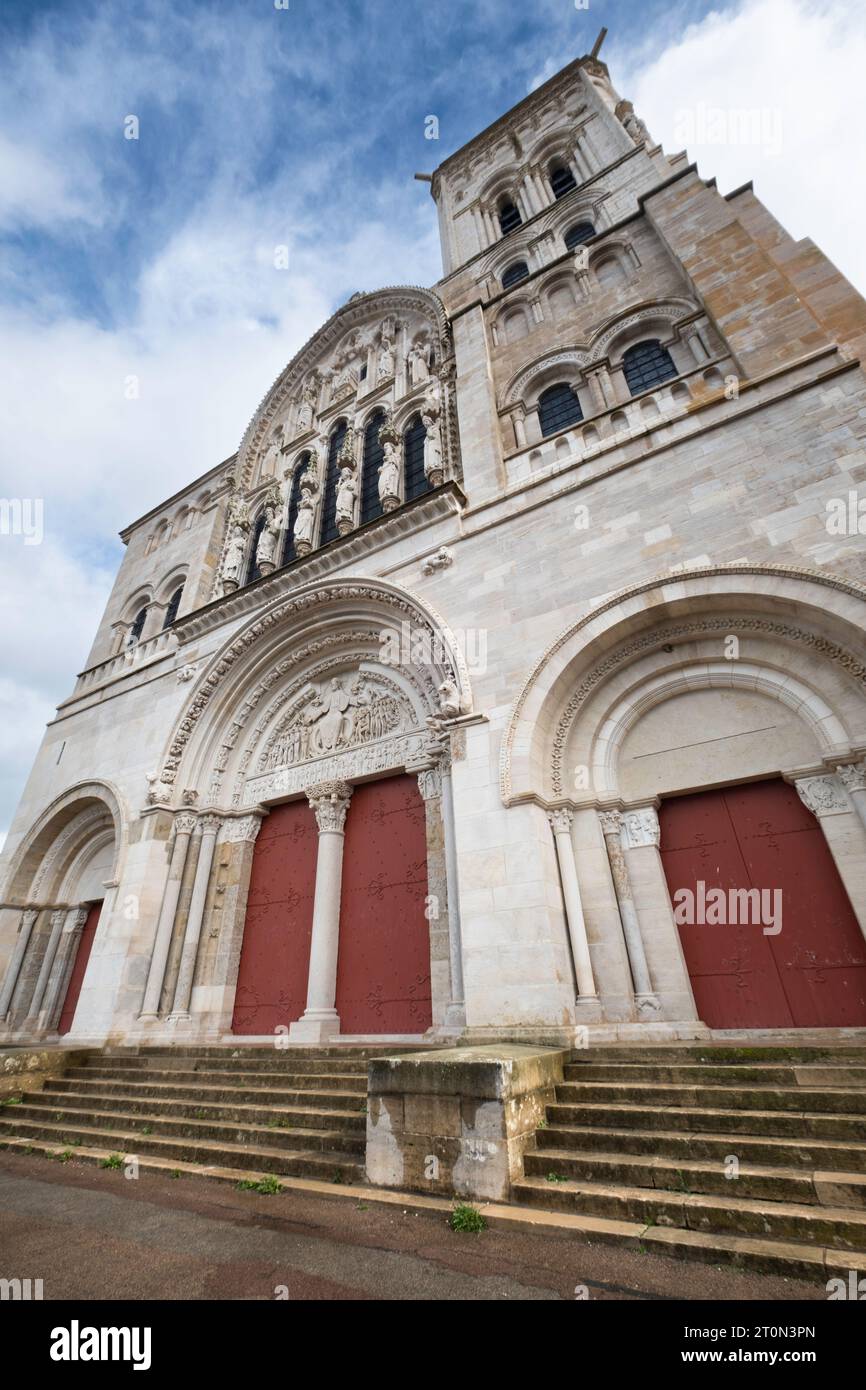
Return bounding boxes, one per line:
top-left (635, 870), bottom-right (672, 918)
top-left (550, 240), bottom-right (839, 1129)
top-left (836, 762), bottom-right (866, 833)
top-left (139, 812), bottom-right (197, 1021)
top-left (24, 907), bottom-right (67, 1027)
top-left (168, 814), bottom-right (222, 1020)
top-left (0, 908), bottom-right (39, 1021)
top-left (289, 781), bottom-right (353, 1042)
top-left (417, 752), bottom-right (466, 1030)
top-left (548, 810), bottom-right (598, 1004)
top-left (598, 811), bottom-right (660, 1015)
top-left (42, 906), bottom-right (90, 1033)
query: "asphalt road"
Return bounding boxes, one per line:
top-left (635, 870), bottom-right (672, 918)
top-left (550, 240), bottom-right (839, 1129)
top-left (0, 1150), bottom-right (825, 1302)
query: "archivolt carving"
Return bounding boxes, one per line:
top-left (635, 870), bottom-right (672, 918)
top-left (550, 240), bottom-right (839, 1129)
top-left (1, 779), bottom-right (126, 907)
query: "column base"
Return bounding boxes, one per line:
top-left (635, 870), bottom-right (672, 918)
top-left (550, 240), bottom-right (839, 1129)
top-left (443, 1001), bottom-right (467, 1030)
top-left (288, 1010), bottom-right (341, 1043)
top-left (574, 994), bottom-right (603, 1023)
top-left (635, 992), bottom-right (662, 1016)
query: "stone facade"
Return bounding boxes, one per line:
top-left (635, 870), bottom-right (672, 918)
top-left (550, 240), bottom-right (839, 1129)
top-left (2, 49), bottom-right (866, 1048)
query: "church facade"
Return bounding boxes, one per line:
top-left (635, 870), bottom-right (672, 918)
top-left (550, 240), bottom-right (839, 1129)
top-left (3, 49), bottom-right (866, 1051)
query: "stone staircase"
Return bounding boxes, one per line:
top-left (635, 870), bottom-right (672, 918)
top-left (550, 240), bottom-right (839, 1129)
top-left (513, 1044), bottom-right (866, 1271)
top-left (0, 1045), bottom-right (388, 1184)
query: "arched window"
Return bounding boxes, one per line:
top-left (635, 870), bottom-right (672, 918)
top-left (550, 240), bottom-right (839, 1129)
top-left (538, 382), bottom-right (584, 437)
top-left (502, 261), bottom-right (529, 289)
top-left (565, 221), bottom-right (595, 251)
top-left (281, 454), bottom-right (310, 566)
top-left (319, 421), bottom-right (347, 546)
top-left (162, 586), bottom-right (183, 630)
top-left (498, 200), bottom-right (522, 236)
top-left (403, 414), bottom-right (429, 501)
top-left (245, 513), bottom-right (268, 585)
top-left (360, 412), bottom-right (385, 525)
top-left (622, 339), bottom-right (678, 395)
top-left (550, 163), bottom-right (576, 199)
top-left (129, 607), bottom-right (147, 644)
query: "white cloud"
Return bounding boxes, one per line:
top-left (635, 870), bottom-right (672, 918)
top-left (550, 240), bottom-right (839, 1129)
top-left (615, 0), bottom-right (866, 294)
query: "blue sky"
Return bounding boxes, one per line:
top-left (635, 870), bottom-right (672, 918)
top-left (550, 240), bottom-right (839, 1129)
top-left (0, 0), bottom-right (865, 842)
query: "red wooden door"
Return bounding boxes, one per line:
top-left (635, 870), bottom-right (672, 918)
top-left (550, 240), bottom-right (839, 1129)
top-left (336, 774), bottom-right (431, 1034)
top-left (57, 901), bottom-right (101, 1036)
top-left (660, 780), bottom-right (866, 1028)
top-left (232, 801), bottom-right (318, 1034)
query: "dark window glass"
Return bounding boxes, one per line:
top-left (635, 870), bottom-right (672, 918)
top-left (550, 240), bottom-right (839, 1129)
top-left (361, 412), bottom-right (385, 525)
top-left (565, 221), bottom-right (595, 251)
top-left (359, 364), bottom-right (368, 381)
top-left (499, 201), bottom-right (521, 235)
top-left (622, 339), bottom-right (678, 395)
top-left (162, 587), bottom-right (183, 629)
top-left (538, 382), bottom-right (584, 437)
top-left (403, 414), bottom-right (429, 501)
top-left (502, 261), bottom-right (529, 289)
top-left (319, 421), bottom-right (347, 546)
top-left (129, 607), bottom-right (147, 642)
top-left (281, 454), bottom-right (309, 566)
top-left (245, 513), bottom-right (268, 584)
top-left (551, 164), bottom-right (576, 199)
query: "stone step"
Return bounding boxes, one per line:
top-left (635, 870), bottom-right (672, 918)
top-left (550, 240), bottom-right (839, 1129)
top-left (67, 1065), bottom-right (367, 1092)
top-left (85, 1054), bottom-right (373, 1075)
top-left (21, 1088), bottom-right (365, 1133)
top-left (563, 1062), bottom-right (866, 1087)
top-left (555, 1080), bottom-right (866, 1114)
top-left (523, 1147), bottom-right (866, 1207)
top-left (547, 1101), bottom-right (866, 1142)
top-left (511, 1175), bottom-right (866, 1249)
top-left (48, 1076), bottom-right (364, 1110)
top-left (4, 1102), bottom-right (364, 1156)
top-left (0, 1115), bottom-right (363, 1181)
top-left (536, 1122), bottom-right (866, 1173)
top-left (566, 1045), bottom-right (866, 1063)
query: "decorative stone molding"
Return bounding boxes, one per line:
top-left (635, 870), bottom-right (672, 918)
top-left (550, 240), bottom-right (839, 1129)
top-left (547, 808), bottom-right (574, 835)
top-left (794, 775), bottom-right (851, 818)
top-left (622, 808), bottom-right (660, 848)
top-left (306, 781), bottom-right (353, 833)
top-left (177, 664), bottom-right (198, 683)
top-left (597, 809), bottom-right (622, 839)
top-left (219, 814), bottom-right (265, 844)
top-left (172, 812), bottom-right (199, 838)
top-left (417, 767), bottom-right (443, 801)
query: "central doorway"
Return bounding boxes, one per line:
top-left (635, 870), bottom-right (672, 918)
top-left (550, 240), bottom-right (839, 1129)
top-left (659, 779), bottom-right (866, 1029)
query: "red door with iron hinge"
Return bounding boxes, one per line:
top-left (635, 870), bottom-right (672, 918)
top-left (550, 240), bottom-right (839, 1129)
top-left (336, 774), bottom-right (431, 1034)
top-left (660, 779), bottom-right (866, 1028)
top-left (57, 901), bottom-right (102, 1036)
top-left (232, 800), bottom-right (318, 1034)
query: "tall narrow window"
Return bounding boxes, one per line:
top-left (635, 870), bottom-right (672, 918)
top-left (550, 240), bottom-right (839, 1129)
top-left (129, 607), bottom-right (147, 643)
top-left (319, 421), bottom-right (347, 546)
top-left (622, 339), bottom-right (677, 395)
top-left (550, 163), bottom-right (576, 199)
top-left (502, 261), bottom-right (529, 289)
top-left (403, 414), bottom-right (429, 501)
top-left (538, 383), bottom-right (583, 437)
top-left (498, 200), bottom-right (522, 236)
top-left (565, 221), bottom-right (595, 251)
top-left (162, 586), bottom-right (184, 629)
top-left (281, 454), bottom-right (310, 566)
top-left (246, 513), bottom-right (267, 584)
top-left (361, 411), bottom-right (385, 525)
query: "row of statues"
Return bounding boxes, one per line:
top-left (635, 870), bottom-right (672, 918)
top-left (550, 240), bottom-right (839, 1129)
top-left (220, 381), bottom-right (445, 592)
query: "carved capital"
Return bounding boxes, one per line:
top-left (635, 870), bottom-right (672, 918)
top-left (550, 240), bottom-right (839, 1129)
top-left (794, 775), bottom-right (850, 818)
top-left (836, 761), bottom-right (866, 795)
top-left (598, 810), bottom-right (622, 838)
top-left (306, 780), bottom-right (353, 833)
top-left (623, 808), bottom-right (660, 849)
top-left (199, 813), bottom-right (223, 837)
top-left (65, 905), bottom-right (90, 934)
top-left (417, 767), bottom-right (443, 801)
top-left (220, 814), bottom-right (264, 844)
top-left (547, 808), bottom-right (574, 835)
top-left (173, 812), bottom-right (199, 837)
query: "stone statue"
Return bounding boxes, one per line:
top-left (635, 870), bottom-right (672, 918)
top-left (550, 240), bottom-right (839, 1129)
top-left (293, 491), bottom-right (316, 555)
top-left (437, 678), bottom-right (460, 719)
top-left (378, 333), bottom-right (395, 381)
top-left (296, 376), bottom-right (319, 433)
top-left (220, 496), bottom-right (251, 592)
top-left (422, 408), bottom-right (443, 487)
top-left (336, 466), bottom-right (357, 535)
top-left (377, 414), bottom-right (401, 512)
top-left (255, 489), bottom-right (282, 575)
top-left (260, 426), bottom-right (284, 478)
top-left (407, 343), bottom-right (429, 385)
top-left (305, 678), bottom-right (353, 754)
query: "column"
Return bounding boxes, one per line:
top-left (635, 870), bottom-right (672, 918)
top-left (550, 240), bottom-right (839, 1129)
top-left (598, 811), bottom-right (660, 1015)
top-left (418, 749), bottom-right (465, 1029)
top-left (0, 908), bottom-right (39, 1021)
top-left (139, 812), bottom-right (197, 1021)
top-left (289, 781), bottom-right (353, 1042)
top-left (42, 906), bottom-right (89, 1033)
top-left (548, 810), bottom-right (599, 1008)
top-left (836, 761), bottom-right (866, 834)
top-left (512, 407), bottom-right (527, 449)
top-left (168, 813), bottom-right (222, 1020)
top-left (793, 773), bottom-right (866, 933)
top-left (683, 325), bottom-right (709, 364)
top-left (23, 907), bottom-right (67, 1027)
